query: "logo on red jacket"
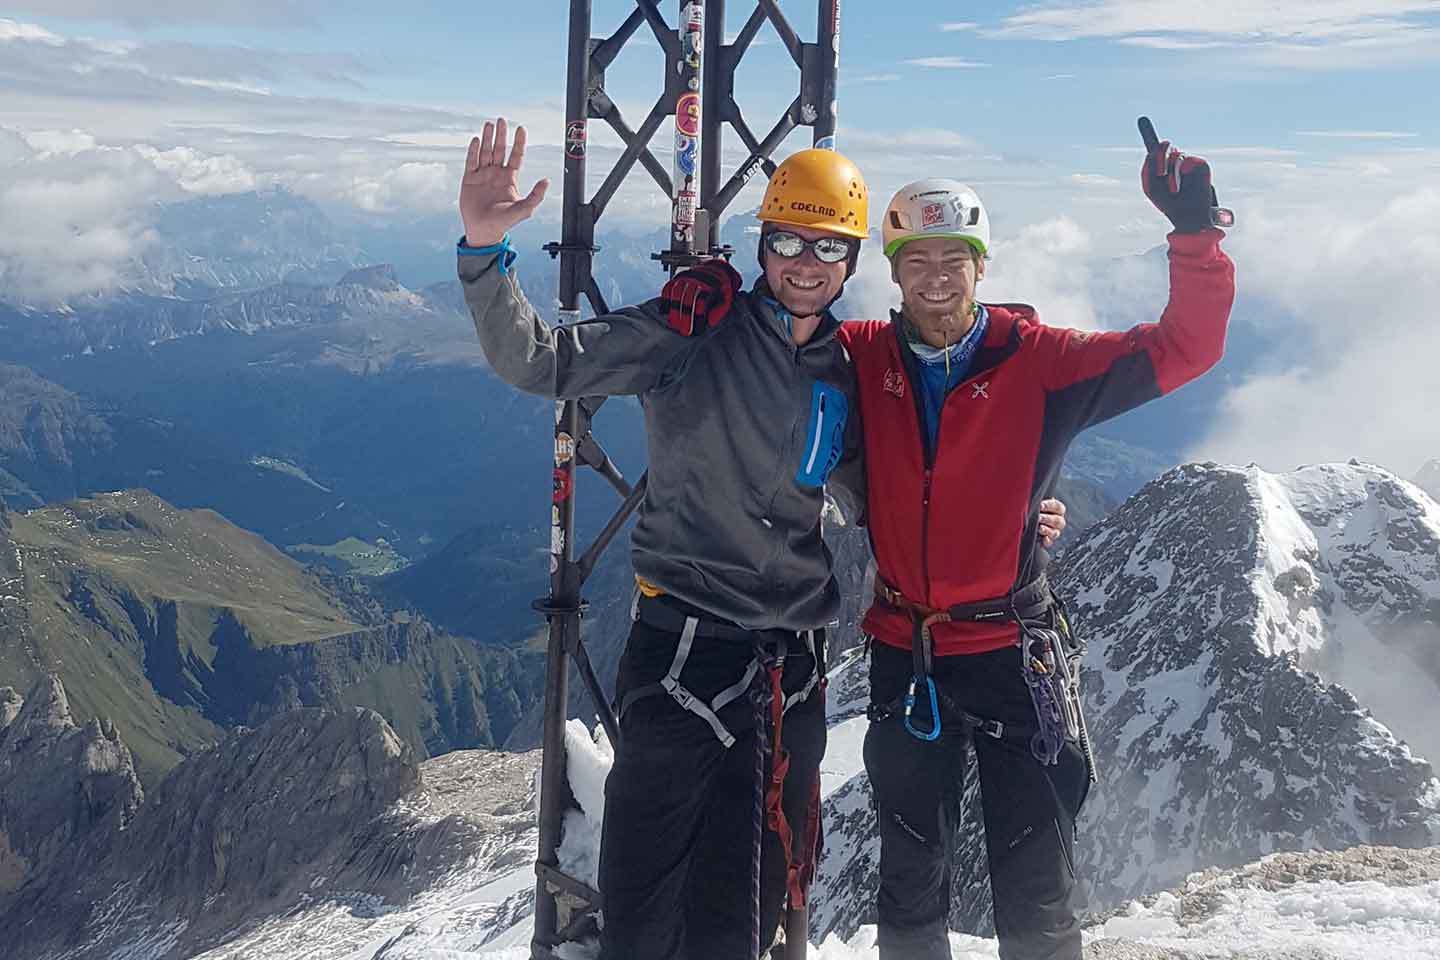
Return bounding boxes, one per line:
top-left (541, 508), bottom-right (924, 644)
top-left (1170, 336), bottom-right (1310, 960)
top-left (921, 202), bottom-right (945, 229)
top-left (971, 381), bottom-right (990, 399)
top-left (883, 368), bottom-right (906, 398)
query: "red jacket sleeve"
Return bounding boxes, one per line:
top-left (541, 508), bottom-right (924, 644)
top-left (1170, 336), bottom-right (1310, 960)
top-left (1034, 228), bottom-right (1235, 426)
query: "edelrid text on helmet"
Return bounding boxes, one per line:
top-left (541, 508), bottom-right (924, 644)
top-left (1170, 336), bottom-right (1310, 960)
top-left (790, 201), bottom-right (838, 217)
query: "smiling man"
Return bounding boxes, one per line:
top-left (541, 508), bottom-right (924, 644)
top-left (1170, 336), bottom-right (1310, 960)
top-left (456, 121), bottom-right (868, 959)
top-left (843, 128), bottom-right (1236, 960)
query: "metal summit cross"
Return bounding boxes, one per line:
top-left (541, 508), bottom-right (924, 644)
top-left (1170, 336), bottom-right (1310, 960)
top-left (530, 1), bottom-right (845, 957)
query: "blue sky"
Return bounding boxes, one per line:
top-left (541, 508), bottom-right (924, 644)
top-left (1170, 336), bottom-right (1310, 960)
top-left (9, 0), bottom-right (1439, 156)
top-left (7, 0), bottom-right (1440, 251)
top-left (3, 2), bottom-right (1440, 473)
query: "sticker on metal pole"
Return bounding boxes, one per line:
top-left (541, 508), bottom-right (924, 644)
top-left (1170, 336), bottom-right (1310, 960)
top-left (565, 120), bottom-right (587, 160)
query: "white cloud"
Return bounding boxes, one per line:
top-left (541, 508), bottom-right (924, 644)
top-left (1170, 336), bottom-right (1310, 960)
top-left (991, 1), bottom-right (1440, 67)
top-left (21, 128), bottom-right (98, 155)
top-left (0, 130), bottom-right (167, 301)
top-left (134, 145), bottom-right (259, 194)
top-left (842, 128), bottom-right (981, 152)
top-left (1197, 146), bottom-right (1303, 159)
top-left (1070, 173), bottom-right (1124, 187)
top-left (1117, 35), bottom-right (1233, 49)
top-left (1294, 130), bottom-right (1420, 139)
top-left (983, 217), bottom-right (1104, 332)
top-left (3, 1), bottom-right (323, 27)
top-left (333, 161), bottom-right (452, 214)
top-left (940, 22), bottom-right (979, 32)
top-left (0, 18), bottom-right (61, 43)
top-left (903, 56), bottom-right (991, 68)
top-left (1189, 185), bottom-right (1440, 477)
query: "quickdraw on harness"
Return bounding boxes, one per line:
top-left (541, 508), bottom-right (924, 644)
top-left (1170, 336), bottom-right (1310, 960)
top-left (869, 576), bottom-right (1098, 783)
top-left (620, 593), bottom-right (825, 910)
top-left (1016, 603), bottom-right (1087, 768)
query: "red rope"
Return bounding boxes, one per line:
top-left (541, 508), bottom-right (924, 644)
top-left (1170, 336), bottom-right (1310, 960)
top-left (763, 663), bottom-right (828, 909)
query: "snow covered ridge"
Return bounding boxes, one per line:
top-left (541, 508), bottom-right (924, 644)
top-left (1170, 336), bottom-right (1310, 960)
top-left (1059, 462), bottom-right (1440, 910)
top-left (810, 461), bottom-right (1440, 943)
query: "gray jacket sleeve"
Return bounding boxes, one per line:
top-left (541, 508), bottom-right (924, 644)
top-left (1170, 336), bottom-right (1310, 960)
top-left (459, 251), bottom-right (694, 398)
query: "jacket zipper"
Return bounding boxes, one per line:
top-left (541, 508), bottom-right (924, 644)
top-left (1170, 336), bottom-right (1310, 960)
top-left (805, 394), bottom-right (827, 475)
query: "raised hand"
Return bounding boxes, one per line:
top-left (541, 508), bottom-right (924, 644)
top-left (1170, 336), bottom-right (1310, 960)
top-left (1138, 116), bottom-right (1234, 233)
top-left (460, 118), bottom-right (549, 247)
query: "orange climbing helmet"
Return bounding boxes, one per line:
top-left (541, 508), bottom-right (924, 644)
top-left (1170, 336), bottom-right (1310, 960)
top-left (758, 148), bottom-right (870, 240)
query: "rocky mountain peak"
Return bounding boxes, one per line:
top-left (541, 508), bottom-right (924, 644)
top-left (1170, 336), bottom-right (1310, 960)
top-left (1, 704), bottom-right (429, 959)
top-left (338, 263), bottom-right (402, 291)
top-left (0, 687), bottom-right (22, 732)
top-left (3, 672), bottom-right (73, 739)
top-left (0, 674), bottom-right (143, 895)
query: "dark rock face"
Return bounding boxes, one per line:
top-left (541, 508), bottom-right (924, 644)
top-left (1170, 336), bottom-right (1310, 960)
top-left (0, 676), bottom-right (143, 896)
top-left (810, 462), bottom-right (1440, 943)
top-left (0, 697), bottom-right (424, 960)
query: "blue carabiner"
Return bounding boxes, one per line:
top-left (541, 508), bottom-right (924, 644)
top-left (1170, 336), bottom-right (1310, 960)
top-left (903, 675), bottom-right (942, 742)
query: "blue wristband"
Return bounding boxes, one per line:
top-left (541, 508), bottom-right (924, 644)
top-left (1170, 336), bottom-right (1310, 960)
top-left (458, 233), bottom-right (517, 275)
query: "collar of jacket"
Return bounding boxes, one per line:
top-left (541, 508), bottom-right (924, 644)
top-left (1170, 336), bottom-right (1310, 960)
top-left (752, 279), bottom-right (843, 350)
top-left (890, 301), bottom-right (1034, 382)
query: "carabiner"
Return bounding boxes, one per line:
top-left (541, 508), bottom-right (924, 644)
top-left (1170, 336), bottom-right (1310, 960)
top-left (903, 675), bottom-right (942, 742)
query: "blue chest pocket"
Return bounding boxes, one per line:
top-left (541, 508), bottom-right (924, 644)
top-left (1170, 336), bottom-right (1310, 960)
top-left (796, 381), bottom-right (849, 489)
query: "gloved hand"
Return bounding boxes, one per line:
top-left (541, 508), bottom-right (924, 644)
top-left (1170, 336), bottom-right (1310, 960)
top-left (1138, 117), bottom-right (1234, 233)
top-left (661, 259), bottom-right (742, 336)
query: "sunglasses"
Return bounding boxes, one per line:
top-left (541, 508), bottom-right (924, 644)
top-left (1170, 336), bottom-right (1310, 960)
top-left (764, 230), bottom-right (855, 264)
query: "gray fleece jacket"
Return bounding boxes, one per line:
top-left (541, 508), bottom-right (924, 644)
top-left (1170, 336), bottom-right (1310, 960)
top-left (459, 247), bottom-right (861, 631)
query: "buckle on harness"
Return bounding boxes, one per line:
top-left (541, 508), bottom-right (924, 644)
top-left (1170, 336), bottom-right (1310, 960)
top-left (903, 675), bottom-right (942, 742)
top-left (661, 677), bottom-right (695, 711)
top-left (975, 717), bottom-right (1006, 740)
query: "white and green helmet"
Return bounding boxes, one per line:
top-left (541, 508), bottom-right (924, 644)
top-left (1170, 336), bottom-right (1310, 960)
top-left (882, 179), bottom-right (990, 259)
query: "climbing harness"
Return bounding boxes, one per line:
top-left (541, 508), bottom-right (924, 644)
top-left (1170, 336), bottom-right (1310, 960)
top-left (620, 592), bottom-right (827, 920)
top-left (870, 576), bottom-right (1098, 784)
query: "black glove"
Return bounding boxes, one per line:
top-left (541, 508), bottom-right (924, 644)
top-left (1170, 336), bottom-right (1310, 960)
top-left (661, 259), bottom-right (742, 336)
top-left (1139, 116), bottom-right (1234, 233)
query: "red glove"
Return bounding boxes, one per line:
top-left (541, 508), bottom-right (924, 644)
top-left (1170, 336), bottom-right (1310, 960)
top-left (661, 259), bottom-right (742, 336)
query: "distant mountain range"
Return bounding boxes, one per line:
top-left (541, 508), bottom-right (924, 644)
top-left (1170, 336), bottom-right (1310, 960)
top-left (0, 490), bottom-right (540, 785)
